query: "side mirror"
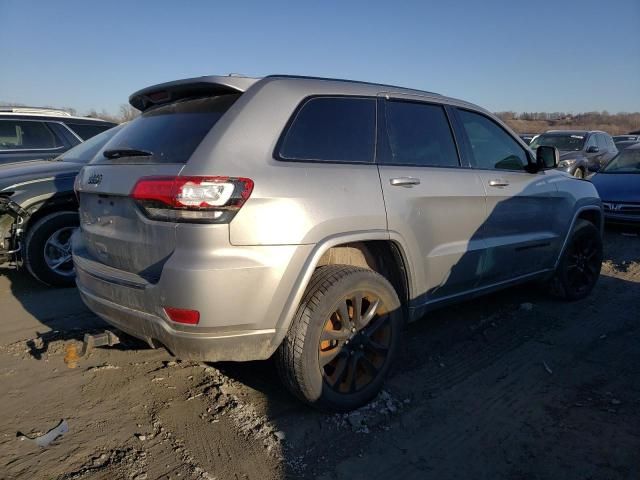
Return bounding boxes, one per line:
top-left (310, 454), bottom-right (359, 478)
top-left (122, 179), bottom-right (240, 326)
top-left (586, 145), bottom-right (599, 153)
top-left (536, 145), bottom-right (559, 169)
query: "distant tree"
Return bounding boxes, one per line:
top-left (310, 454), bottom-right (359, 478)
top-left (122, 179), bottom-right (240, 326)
top-left (119, 104), bottom-right (140, 122)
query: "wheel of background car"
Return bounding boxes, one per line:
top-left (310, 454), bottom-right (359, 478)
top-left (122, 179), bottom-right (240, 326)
top-left (549, 219), bottom-right (602, 301)
top-left (24, 211), bottom-right (79, 287)
top-left (573, 168), bottom-right (584, 179)
top-left (276, 265), bottom-right (404, 412)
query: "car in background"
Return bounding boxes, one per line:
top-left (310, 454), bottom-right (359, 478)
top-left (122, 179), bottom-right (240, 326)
top-left (613, 135), bottom-right (639, 144)
top-left (529, 130), bottom-right (618, 178)
top-left (590, 143), bottom-right (640, 225)
top-left (519, 133), bottom-right (537, 145)
top-left (615, 140), bottom-right (640, 151)
top-left (0, 107), bottom-right (116, 165)
top-left (0, 125), bottom-right (122, 286)
top-left (613, 135), bottom-right (640, 151)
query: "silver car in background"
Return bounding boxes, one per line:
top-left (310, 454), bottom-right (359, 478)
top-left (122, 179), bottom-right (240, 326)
top-left (73, 75), bottom-right (603, 411)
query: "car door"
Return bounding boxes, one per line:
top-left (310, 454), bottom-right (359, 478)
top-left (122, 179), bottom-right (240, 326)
top-left (452, 108), bottom-right (559, 285)
top-left (0, 119), bottom-right (69, 164)
top-left (376, 95), bottom-right (488, 305)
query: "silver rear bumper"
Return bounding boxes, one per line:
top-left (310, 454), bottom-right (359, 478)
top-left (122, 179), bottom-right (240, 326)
top-left (77, 281), bottom-right (276, 362)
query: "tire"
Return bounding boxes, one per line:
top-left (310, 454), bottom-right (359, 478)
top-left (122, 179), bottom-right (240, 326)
top-left (276, 265), bottom-right (404, 412)
top-left (573, 168), bottom-right (584, 179)
top-left (24, 211), bottom-right (79, 287)
top-left (549, 219), bottom-right (602, 301)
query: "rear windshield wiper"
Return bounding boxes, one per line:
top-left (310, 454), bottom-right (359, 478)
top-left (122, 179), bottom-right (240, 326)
top-left (103, 148), bottom-right (153, 159)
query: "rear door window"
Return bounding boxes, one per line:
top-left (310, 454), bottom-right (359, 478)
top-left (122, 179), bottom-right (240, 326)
top-left (456, 109), bottom-right (528, 171)
top-left (65, 122), bottom-right (114, 140)
top-left (93, 94), bottom-right (240, 164)
top-left (0, 120), bottom-right (64, 150)
top-left (382, 100), bottom-right (459, 167)
top-left (278, 96), bottom-right (376, 163)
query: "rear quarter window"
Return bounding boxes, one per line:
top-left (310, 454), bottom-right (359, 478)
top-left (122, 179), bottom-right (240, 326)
top-left (277, 96), bottom-right (376, 163)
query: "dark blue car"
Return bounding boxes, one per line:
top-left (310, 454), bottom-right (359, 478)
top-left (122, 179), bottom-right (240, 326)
top-left (590, 143), bottom-right (640, 225)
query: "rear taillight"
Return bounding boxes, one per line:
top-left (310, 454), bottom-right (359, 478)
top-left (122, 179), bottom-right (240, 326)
top-left (130, 176), bottom-right (253, 223)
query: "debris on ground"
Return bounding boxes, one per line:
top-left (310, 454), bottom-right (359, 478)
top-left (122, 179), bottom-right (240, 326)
top-left (332, 390), bottom-right (404, 433)
top-left (64, 343), bottom-right (81, 368)
top-left (60, 448), bottom-right (147, 479)
top-left (17, 419), bottom-right (69, 448)
top-left (87, 363), bottom-right (120, 372)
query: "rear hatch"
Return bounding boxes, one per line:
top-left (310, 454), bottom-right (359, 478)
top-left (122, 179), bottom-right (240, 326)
top-left (76, 86), bottom-right (246, 280)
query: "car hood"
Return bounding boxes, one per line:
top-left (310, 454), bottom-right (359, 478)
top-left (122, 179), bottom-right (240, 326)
top-left (590, 173), bottom-right (640, 203)
top-left (0, 159), bottom-right (81, 192)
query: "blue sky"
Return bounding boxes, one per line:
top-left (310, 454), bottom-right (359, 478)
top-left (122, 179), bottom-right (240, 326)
top-left (1, 0), bottom-right (639, 115)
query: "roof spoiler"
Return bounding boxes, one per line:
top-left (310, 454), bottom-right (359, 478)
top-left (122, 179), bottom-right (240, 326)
top-left (129, 75), bottom-right (259, 112)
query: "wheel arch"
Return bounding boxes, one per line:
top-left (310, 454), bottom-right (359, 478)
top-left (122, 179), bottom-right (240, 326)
top-left (269, 231), bottom-right (414, 354)
top-left (23, 194), bottom-right (78, 232)
top-left (554, 204), bottom-right (603, 269)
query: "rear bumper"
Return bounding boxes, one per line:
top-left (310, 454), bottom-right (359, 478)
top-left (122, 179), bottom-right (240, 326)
top-left (73, 233), bottom-right (313, 362)
top-left (77, 286), bottom-right (276, 361)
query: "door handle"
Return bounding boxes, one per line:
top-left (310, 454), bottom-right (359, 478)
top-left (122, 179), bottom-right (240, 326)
top-left (488, 179), bottom-right (509, 187)
top-left (390, 177), bottom-right (421, 187)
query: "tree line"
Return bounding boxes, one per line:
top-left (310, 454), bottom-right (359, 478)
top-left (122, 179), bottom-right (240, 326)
top-left (496, 111), bottom-right (640, 135)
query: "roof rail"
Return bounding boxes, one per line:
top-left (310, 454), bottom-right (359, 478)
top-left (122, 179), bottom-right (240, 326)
top-left (265, 74), bottom-right (441, 96)
top-left (0, 107), bottom-right (73, 117)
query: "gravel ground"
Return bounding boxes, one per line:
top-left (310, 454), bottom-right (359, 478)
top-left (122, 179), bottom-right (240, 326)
top-left (0, 228), bottom-right (638, 480)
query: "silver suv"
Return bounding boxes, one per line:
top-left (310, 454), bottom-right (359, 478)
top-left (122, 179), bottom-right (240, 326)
top-left (73, 75), bottom-right (603, 411)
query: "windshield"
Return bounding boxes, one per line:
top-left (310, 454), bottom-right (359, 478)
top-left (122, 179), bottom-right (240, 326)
top-left (92, 94), bottom-right (240, 164)
top-left (529, 133), bottom-right (585, 151)
top-left (55, 125), bottom-right (121, 163)
top-left (600, 149), bottom-right (640, 174)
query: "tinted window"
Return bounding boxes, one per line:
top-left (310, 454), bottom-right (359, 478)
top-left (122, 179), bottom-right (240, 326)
top-left (585, 134), bottom-right (597, 149)
top-left (94, 94), bottom-right (240, 164)
top-left (530, 133), bottom-right (585, 151)
top-left (457, 110), bottom-right (528, 171)
top-left (65, 122), bottom-right (114, 140)
top-left (0, 120), bottom-right (63, 150)
top-left (57, 125), bottom-right (120, 163)
top-left (279, 97), bottom-right (375, 163)
top-left (383, 101), bottom-right (459, 167)
top-left (596, 134), bottom-right (608, 151)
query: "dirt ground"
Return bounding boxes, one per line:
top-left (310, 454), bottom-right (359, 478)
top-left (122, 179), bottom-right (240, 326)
top-left (0, 228), bottom-right (639, 480)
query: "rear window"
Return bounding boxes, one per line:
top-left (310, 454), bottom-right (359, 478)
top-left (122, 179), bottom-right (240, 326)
top-left (0, 120), bottom-right (64, 150)
top-left (65, 122), bottom-right (114, 140)
top-left (93, 94), bottom-right (240, 164)
top-left (278, 96), bottom-right (376, 163)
